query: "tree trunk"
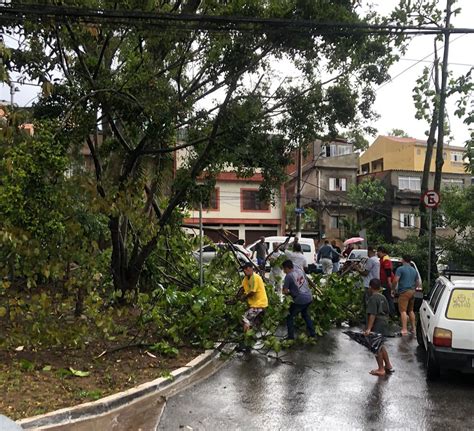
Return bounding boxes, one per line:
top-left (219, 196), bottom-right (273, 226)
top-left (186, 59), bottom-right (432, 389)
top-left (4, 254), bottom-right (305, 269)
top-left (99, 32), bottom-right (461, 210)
top-left (419, 109), bottom-right (438, 237)
top-left (420, 44), bottom-right (440, 238)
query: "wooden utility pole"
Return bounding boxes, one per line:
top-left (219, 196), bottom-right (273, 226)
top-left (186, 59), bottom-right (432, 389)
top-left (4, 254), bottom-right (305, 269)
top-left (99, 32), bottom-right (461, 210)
top-left (419, 42), bottom-right (439, 238)
top-left (434, 0), bottom-right (453, 193)
top-left (427, 0), bottom-right (452, 288)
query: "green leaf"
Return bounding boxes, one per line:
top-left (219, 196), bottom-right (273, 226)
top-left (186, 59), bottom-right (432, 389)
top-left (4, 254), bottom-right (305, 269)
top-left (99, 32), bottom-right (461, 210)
top-left (19, 359), bottom-right (35, 371)
top-left (69, 367), bottom-right (90, 377)
top-left (42, 365), bottom-right (52, 372)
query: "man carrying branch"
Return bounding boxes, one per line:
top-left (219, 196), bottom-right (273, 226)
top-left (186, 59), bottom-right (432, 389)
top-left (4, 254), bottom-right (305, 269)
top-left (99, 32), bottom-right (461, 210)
top-left (239, 262), bottom-right (269, 333)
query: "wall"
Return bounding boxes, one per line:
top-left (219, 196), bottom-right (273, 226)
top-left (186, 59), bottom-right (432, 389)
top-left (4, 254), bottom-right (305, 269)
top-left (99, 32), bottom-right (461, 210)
top-left (412, 145), bottom-right (467, 174)
top-left (360, 135), bottom-right (468, 175)
top-left (184, 177), bottom-right (284, 243)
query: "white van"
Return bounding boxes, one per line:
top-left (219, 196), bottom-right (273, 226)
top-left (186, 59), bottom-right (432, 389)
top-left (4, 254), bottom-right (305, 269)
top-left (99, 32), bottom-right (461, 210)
top-left (247, 236), bottom-right (317, 272)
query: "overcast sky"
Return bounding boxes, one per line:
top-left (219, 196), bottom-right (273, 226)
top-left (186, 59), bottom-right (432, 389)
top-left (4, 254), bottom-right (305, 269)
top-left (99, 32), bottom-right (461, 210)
top-left (367, 0), bottom-right (474, 147)
top-left (1, 0), bottom-right (473, 147)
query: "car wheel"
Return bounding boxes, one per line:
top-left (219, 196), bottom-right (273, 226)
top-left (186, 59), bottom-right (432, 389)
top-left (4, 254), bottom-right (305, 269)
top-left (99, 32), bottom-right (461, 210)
top-left (426, 347), bottom-right (440, 380)
top-left (416, 318), bottom-right (424, 347)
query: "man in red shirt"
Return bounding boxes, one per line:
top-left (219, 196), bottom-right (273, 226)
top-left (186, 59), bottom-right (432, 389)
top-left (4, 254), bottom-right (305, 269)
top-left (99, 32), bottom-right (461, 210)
top-left (377, 246), bottom-right (395, 316)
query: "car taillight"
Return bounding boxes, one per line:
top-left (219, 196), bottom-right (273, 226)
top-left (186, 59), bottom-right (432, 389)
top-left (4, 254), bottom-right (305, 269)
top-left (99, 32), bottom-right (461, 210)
top-left (433, 327), bottom-right (452, 348)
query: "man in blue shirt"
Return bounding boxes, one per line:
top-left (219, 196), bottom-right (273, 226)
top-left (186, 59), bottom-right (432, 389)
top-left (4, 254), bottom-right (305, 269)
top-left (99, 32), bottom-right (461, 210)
top-left (393, 255), bottom-right (420, 335)
top-left (317, 240), bottom-right (335, 274)
top-left (282, 260), bottom-right (316, 340)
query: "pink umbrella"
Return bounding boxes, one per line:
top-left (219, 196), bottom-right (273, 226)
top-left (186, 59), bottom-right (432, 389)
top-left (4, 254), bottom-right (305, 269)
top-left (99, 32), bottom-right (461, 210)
top-left (343, 237), bottom-right (364, 246)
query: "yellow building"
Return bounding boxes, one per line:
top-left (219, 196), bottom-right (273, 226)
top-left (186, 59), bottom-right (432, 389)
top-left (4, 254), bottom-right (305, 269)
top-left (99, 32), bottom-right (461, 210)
top-left (360, 135), bottom-right (466, 175)
top-left (358, 135), bottom-right (471, 241)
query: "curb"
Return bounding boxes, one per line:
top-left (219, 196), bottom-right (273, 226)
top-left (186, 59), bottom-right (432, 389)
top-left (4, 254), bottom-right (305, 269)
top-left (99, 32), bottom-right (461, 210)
top-left (17, 343), bottom-right (234, 430)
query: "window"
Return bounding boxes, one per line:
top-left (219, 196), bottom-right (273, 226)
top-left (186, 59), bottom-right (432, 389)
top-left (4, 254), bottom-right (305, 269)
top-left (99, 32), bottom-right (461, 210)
top-left (398, 176), bottom-right (421, 191)
top-left (241, 189), bottom-right (270, 211)
top-left (400, 213), bottom-right (416, 229)
top-left (193, 188), bottom-right (219, 211)
top-left (442, 178), bottom-right (464, 189)
top-left (435, 214), bottom-right (447, 229)
top-left (289, 242), bottom-right (311, 252)
top-left (329, 178), bottom-right (347, 191)
top-left (325, 144), bottom-right (352, 157)
top-left (450, 151), bottom-right (464, 163)
top-left (430, 283), bottom-right (446, 314)
top-left (337, 145), bottom-right (352, 156)
top-left (446, 289), bottom-right (474, 321)
top-left (330, 215), bottom-right (344, 229)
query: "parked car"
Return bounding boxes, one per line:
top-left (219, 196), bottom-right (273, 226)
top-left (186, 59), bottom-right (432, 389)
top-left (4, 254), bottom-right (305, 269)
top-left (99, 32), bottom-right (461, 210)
top-left (247, 236), bottom-right (319, 273)
top-left (193, 243), bottom-right (251, 265)
top-left (341, 249), bottom-right (368, 273)
top-left (417, 271), bottom-right (474, 379)
top-left (341, 249), bottom-right (423, 311)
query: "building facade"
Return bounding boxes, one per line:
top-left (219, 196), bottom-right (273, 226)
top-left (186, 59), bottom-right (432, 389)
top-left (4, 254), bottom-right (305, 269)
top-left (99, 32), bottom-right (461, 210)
top-left (359, 135), bottom-right (472, 240)
top-left (286, 138), bottom-right (359, 240)
top-left (183, 172), bottom-right (285, 244)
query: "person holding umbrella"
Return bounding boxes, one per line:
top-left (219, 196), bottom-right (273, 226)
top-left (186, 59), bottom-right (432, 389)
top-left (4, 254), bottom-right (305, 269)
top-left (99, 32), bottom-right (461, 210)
top-left (342, 236), bottom-right (364, 257)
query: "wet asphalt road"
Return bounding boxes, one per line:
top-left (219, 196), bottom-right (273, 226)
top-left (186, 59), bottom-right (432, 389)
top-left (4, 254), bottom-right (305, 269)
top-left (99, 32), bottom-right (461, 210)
top-left (159, 328), bottom-right (474, 430)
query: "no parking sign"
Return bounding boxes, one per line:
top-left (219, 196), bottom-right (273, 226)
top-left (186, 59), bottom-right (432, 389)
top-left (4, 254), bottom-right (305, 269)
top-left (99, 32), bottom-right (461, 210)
top-left (422, 190), bottom-right (441, 209)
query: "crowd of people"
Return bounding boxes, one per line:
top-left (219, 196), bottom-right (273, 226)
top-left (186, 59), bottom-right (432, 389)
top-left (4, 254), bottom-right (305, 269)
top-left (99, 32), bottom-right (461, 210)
top-left (231, 236), bottom-right (422, 376)
top-left (231, 237), bottom-right (318, 344)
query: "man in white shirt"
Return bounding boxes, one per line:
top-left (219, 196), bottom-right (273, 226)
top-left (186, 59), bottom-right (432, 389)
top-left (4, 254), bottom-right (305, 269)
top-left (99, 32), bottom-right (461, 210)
top-left (285, 243), bottom-right (307, 272)
top-left (357, 246), bottom-right (380, 306)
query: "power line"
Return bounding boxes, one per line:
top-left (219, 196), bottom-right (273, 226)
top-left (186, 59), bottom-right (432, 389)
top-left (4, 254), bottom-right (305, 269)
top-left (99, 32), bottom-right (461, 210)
top-left (400, 58), bottom-right (474, 68)
top-left (2, 4), bottom-right (474, 36)
top-left (377, 34), bottom-right (467, 90)
top-left (287, 170), bottom-right (448, 239)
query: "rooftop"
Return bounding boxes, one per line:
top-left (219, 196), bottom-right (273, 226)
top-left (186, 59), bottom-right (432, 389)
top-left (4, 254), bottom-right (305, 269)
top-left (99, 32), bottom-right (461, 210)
top-left (379, 135), bottom-right (465, 151)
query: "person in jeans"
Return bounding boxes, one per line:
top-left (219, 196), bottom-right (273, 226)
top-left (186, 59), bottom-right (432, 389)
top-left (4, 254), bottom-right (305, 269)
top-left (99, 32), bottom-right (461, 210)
top-left (252, 236), bottom-right (267, 273)
top-left (317, 240), bottom-right (334, 274)
top-left (393, 255), bottom-right (420, 335)
top-left (377, 246), bottom-right (395, 316)
top-left (331, 240), bottom-right (342, 273)
top-left (282, 259), bottom-right (316, 340)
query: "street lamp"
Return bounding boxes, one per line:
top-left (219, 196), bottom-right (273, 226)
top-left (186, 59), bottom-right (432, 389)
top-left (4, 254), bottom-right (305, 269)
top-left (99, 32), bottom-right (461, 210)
top-left (9, 82), bottom-right (19, 107)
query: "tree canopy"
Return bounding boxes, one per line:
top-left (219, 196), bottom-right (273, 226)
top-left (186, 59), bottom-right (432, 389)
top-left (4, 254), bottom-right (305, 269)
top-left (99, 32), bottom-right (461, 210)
top-left (0, 0), bottom-right (411, 294)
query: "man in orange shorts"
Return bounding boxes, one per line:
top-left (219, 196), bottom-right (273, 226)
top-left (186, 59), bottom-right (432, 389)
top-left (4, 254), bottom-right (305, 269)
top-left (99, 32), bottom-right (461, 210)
top-left (393, 255), bottom-right (420, 335)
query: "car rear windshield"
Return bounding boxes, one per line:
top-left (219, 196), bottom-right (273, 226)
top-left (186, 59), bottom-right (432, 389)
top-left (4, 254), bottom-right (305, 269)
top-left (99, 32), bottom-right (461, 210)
top-left (349, 251), bottom-right (367, 260)
top-left (446, 289), bottom-right (474, 321)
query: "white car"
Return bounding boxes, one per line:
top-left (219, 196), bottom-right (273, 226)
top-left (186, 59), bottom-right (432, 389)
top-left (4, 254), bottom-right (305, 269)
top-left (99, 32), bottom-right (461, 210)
top-left (247, 236), bottom-right (317, 272)
top-left (417, 272), bottom-right (474, 379)
top-left (193, 243), bottom-right (251, 265)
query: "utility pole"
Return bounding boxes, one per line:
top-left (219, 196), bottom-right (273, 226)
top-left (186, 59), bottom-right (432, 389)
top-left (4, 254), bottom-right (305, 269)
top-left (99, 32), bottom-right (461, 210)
top-left (434, 0), bottom-right (452, 193)
top-left (199, 200), bottom-right (203, 288)
top-left (428, 0), bottom-right (452, 287)
top-left (295, 146), bottom-right (303, 239)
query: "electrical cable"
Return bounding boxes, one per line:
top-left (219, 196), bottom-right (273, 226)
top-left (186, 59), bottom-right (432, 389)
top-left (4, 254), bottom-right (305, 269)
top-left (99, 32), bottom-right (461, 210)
top-left (286, 170), bottom-right (449, 239)
top-left (377, 34), bottom-right (467, 90)
top-left (1, 3), bottom-right (473, 36)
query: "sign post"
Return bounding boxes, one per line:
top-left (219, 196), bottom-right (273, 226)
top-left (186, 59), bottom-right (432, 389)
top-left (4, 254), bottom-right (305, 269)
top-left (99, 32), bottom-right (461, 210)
top-left (422, 190), bottom-right (441, 288)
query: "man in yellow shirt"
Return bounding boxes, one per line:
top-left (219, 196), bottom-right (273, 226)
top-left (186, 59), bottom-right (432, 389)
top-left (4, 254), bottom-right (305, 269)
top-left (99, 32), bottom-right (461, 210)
top-left (240, 262), bottom-right (268, 332)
